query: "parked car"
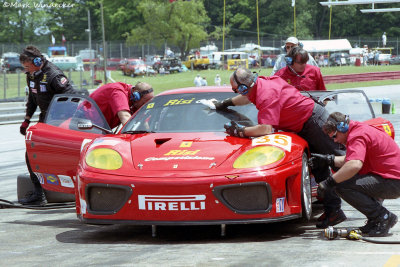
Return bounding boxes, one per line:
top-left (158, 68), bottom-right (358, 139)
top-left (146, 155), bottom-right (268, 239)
top-left (389, 55), bottom-right (400, 65)
top-left (23, 88), bottom-right (394, 228)
top-left (153, 57), bottom-right (182, 73)
top-left (329, 53), bottom-right (350, 66)
top-left (122, 59), bottom-right (147, 77)
top-left (2, 56), bottom-right (23, 72)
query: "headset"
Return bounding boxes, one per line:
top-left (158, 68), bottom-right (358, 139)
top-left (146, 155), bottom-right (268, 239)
top-left (130, 87), bottom-right (153, 102)
top-left (23, 49), bottom-right (43, 67)
top-left (329, 115), bottom-right (350, 133)
top-left (233, 70), bottom-right (257, 95)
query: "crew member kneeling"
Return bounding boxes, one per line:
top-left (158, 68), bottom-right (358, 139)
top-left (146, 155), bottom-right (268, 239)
top-left (315, 112), bottom-right (400, 237)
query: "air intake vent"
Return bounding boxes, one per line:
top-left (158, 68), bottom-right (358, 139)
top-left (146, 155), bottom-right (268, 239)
top-left (86, 183), bottom-right (132, 215)
top-left (212, 182), bottom-right (272, 214)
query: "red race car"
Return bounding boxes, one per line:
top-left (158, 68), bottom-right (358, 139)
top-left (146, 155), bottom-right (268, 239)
top-left (24, 87), bottom-right (394, 227)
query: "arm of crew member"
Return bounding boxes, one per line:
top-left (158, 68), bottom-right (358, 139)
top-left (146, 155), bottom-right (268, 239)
top-left (332, 159), bottom-right (363, 183)
top-left (244, 124), bottom-right (273, 137)
top-left (231, 95), bottom-right (251, 106)
top-left (333, 155), bottom-right (346, 168)
top-left (117, 110), bottom-right (131, 126)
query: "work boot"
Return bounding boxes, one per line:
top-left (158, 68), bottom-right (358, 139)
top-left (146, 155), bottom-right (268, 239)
top-left (19, 189), bottom-right (47, 206)
top-left (316, 209), bottom-right (347, 229)
top-left (367, 212), bottom-right (398, 237)
top-left (358, 219), bottom-right (377, 234)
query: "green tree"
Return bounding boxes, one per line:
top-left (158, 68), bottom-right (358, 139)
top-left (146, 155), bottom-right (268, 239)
top-left (126, 0), bottom-right (210, 60)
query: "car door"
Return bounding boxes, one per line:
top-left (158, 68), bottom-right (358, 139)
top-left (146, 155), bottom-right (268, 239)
top-left (25, 94), bottom-right (112, 194)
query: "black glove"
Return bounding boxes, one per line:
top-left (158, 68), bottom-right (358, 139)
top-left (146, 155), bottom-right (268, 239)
top-left (224, 120), bottom-right (247, 138)
top-left (20, 119), bottom-right (30, 136)
top-left (213, 98), bottom-right (234, 110)
top-left (317, 176), bottom-right (337, 199)
top-left (310, 153), bottom-right (335, 169)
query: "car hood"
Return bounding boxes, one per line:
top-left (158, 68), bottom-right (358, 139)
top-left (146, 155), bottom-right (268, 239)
top-left (84, 132), bottom-right (305, 176)
top-left (128, 132), bottom-right (244, 171)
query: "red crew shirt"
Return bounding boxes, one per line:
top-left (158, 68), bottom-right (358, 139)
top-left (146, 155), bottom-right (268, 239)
top-left (90, 82), bottom-right (132, 129)
top-left (247, 76), bottom-right (315, 132)
top-left (345, 121), bottom-right (400, 180)
top-left (274, 64), bottom-right (326, 91)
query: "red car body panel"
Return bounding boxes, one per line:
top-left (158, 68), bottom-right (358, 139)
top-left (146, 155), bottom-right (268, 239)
top-left (24, 88), bottom-right (395, 226)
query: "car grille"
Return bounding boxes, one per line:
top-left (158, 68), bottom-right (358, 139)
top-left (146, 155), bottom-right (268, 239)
top-left (212, 182), bottom-right (272, 214)
top-left (86, 183), bottom-right (132, 215)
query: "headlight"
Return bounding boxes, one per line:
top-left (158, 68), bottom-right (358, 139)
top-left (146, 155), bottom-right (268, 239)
top-left (233, 146), bottom-right (285, 169)
top-left (85, 148), bottom-right (123, 170)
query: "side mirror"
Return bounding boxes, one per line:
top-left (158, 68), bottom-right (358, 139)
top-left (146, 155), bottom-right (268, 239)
top-left (77, 119), bottom-right (113, 134)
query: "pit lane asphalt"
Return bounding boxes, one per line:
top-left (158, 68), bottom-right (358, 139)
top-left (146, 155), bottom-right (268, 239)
top-left (1, 85), bottom-right (400, 267)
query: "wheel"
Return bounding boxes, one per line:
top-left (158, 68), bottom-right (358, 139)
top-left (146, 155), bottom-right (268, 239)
top-left (301, 152), bottom-right (312, 220)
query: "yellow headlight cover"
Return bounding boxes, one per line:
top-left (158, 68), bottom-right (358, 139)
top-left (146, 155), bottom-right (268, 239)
top-left (85, 148), bottom-right (123, 170)
top-left (233, 146), bottom-right (285, 169)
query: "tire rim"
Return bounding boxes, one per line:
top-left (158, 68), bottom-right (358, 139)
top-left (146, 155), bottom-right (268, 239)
top-left (302, 155), bottom-right (312, 218)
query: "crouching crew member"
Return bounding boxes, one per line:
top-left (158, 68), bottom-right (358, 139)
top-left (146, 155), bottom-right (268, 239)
top-left (316, 111), bottom-right (400, 236)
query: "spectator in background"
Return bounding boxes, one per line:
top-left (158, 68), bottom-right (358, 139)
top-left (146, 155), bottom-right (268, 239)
top-left (214, 74), bottom-right (221, 86)
top-left (201, 76), bottom-right (208, 86)
top-left (274, 47), bottom-right (326, 91)
top-left (271, 36), bottom-right (318, 75)
top-left (318, 54), bottom-right (325, 67)
top-left (194, 74), bottom-right (202, 87)
top-left (374, 51), bottom-right (380, 66)
top-left (382, 32), bottom-right (387, 48)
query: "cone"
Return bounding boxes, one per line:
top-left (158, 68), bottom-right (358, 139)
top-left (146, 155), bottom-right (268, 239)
top-left (392, 102), bottom-right (396, 114)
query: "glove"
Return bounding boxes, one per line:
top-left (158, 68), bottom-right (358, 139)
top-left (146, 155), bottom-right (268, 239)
top-left (224, 120), bottom-right (247, 138)
top-left (20, 119), bottom-right (30, 136)
top-left (317, 176), bottom-right (337, 199)
top-left (310, 153), bottom-right (335, 169)
top-left (213, 98), bottom-right (234, 110)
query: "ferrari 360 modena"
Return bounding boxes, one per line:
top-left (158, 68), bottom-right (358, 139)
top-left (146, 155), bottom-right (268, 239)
top-left (25, 87), bottom-right (394, 227)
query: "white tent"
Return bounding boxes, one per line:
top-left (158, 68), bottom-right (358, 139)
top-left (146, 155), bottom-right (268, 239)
top-left (301, 39), bottom-right (352, 53)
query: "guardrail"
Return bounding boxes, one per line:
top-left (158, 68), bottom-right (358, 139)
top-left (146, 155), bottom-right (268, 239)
top-left (324, 71), bottom-right (400, 84)
top-left (0, 101), bottom-right (39, 125)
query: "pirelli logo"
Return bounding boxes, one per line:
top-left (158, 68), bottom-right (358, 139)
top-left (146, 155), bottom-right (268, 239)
top-left (138, 195), bottom-right (206, 211)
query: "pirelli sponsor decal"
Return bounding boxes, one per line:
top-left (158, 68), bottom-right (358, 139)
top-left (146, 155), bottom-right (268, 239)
top-left (138, 195), bottom-right (206, 211)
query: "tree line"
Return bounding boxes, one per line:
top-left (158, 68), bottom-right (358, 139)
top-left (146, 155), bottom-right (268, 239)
top-left (1, 0), bottom-right (399, 58)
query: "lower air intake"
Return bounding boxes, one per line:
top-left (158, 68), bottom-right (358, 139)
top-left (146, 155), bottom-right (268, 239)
top-left (86, 183), bottom-right (132, 215)
top-left (213, 182), bottom-right (272, 214)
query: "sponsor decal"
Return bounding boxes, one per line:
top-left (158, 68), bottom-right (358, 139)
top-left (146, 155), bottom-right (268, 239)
top-left (44, 174), bottom-right (59, 185)
top-left (41, 74), bottom-right (47, 83)
top-left (81, 139), bottom-right (93, 152)
top-left (40, 84), bottom-right (47, 92)
top-left (138, 195), bottom-right (206, 211)
top-left (60, 77), bottom-right (68, 85)
top-left (252, 134), bottom-right (292, 152)
top-left (382, 124), bottom-right (392, 137)
top-left (145, 156), bottom-right (214, 161)
top-left (34, 172), bottom-right (44, 184)
top-left (164, 149), bottom-right (200, 155)
top-left (164, 98), bottom-right (195, 106)
top-left (31, 88), bottom-right (37, 94)
top-left (58, 175), bottom-right (74, 188)
top-left (29, 81), bottom-right (35, 88)
top-left (146, 103), bottom-right (154, 109)
top-left (180, 141), bottom-right (193, 148)
top-left (276, 197), bottom-right (285, 213)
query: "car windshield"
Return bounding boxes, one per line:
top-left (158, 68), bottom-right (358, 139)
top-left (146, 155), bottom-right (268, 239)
top-left (122, 92), bottom-right (258, 133)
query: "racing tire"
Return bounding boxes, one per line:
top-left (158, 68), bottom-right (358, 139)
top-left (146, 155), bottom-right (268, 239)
top-left (17, 173), bottom-right (75, 203)
top-left (300, 152), bottom-right (312, 221)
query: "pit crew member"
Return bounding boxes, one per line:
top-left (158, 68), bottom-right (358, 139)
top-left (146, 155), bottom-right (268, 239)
top-left (19, 45), bottom-right (77, 206)
top-left (274, 47), bottom-right (326, 91)
top-left (214, 67), bottom-right (345, 229)
top-left (316, 112), bottom-right (400, 237)
top-left (90, 82), bottom-right (154, 129)
top-left (271, 36), bottom-right (318, 75)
